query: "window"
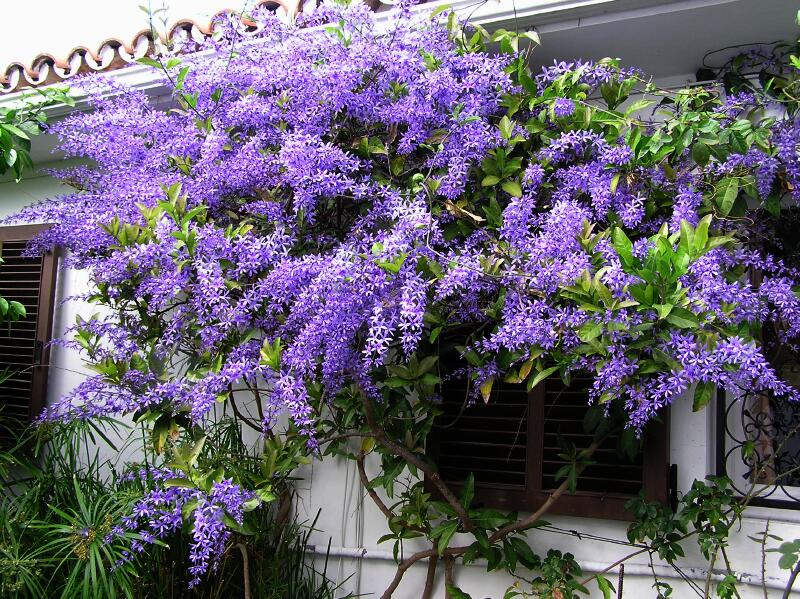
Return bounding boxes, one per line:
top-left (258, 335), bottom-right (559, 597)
top-left (716, 385), bottom-right (800, 509)
top-left (0, 225), bottom-right (58, 444)
top-left (714, 241), bottom-right (800, 509)
top-left (428, 374), bottom-right (670, 520)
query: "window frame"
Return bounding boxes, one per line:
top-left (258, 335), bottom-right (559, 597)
top-left (0, 224), bottom-right (58, 425)
top-left (715, 388), bottom-right (800, 510)
top-left (427, 378), bottom-right (670, 521)
top-left (713, 266), bottom-right (800, 510)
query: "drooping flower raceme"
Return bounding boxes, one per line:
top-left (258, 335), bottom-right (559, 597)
top-left (15, 0), bottom-right (800, 448)
top-left (114, 475), bottom-right (256, 587)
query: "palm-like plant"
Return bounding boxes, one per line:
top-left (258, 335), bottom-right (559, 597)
top-left (34, 477), bottom-right (141, 599)
top-left (0, 515), bottom-right (48, 597)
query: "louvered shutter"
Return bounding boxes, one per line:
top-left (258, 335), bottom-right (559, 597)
top-left (430, 374), bottom-right (669, 520)
top-left (429, 377), bottom-right (534, 510)
top-left (0, 225), bottom-right (57, 443)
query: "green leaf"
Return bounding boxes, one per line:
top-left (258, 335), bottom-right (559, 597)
top-left (136, 56), bottom-right (164, 70)
top-left (164, 477), bottom-right (195, 489)
top-left (222, 514), bottom-right (255, 536)
top-left (610, 172), bottom-right (621, 194)
top-left (429, 3), bottom-right (452, 18)
top-left (480, 377), bottom-right (494, 403)
top-left (715, 177), bottom-right (739, 216)
top-left (679, 219), bottom-right (694, 253)
top-left (654, 303), bottom-right (674, 319)
top-left (2, 123), bottom-right (30, 140)
top-left (612, 227), bottom-right (634, 265)
top-left (692, 381), bottom-right (715, 411)
top-left (255, 487), bottom-right (277, 503)
top-left (437, 522), bottom-right (458, 555)
top-left (176, 66), bottom-right (190, 89)
top-left (4, 148), bottom-right (17, 168)
top-left (460, 473), bottom-right (475, 509)
top-left (527, 365), bottom-right (559, 391)
top-left (664, 311), bottom-right (698, 329)
top-left (7, 300), bottom-right (25, 320)
top-left (692, 141), bottom-right (711, 166)
top-left (446, 586), bottom-right (473, 599)
top-left (521, 30), bottom-right (540, 46)
top-left (779, 551), bottom-right (798, 570)
top-left (481, 175), bottom-right (500, 187)
top-left (624, 99), bottom-right (655, 117)
top-left (501, 180), bottom-right (522, 198)
top-left (764, 195), bottom-right (781, 218)
top-left (578, 321), bottom-right (602, 342)
top-left (508, 537), bottom-right (537, 567)
top-left (692, 215), bottom-right (711, 256)
top-left (596, 575), bottom-right (616, 599)
top-left (498, 116), bottom-right (514, 140)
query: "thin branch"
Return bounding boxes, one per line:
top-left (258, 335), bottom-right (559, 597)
top-left (720, 546), bottom-right (742, 599)
top-left (703, 548), bottom-right (719, 598)
top-left (760, 520), bottom-right (770, 599)
top-left (235, 543), bottom-right (251, 599)
top-left (356, 451), bottom-right (426, 534)
top-left (422, 553), bottom-right (439, 599)
top-left (782, 560), bottom-right (800, 599)
top-left (228, 391), bottom-right (262, 432)
top-left (444, 555), bottom-right (455, 598)
top-left (361, 391), bottom-right (473, 532)
top-left (488, 439), bottom-right (603, 543)
top-left (380, 439), bottom-right (605, 599)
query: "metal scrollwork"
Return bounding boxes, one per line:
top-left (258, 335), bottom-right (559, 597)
top-left (718, 388), bottom-right (800, 508)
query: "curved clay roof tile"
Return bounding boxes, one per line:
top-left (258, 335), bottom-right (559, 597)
top-left (0, 0), bottom-right (302, 95)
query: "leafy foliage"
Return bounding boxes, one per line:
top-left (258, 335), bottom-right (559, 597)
top-left (0, 419), bottom-right (342, 598)
top-left (8, 0), bottom-right (800, 595)
top-left (0, 87), bottom-right (72, 181)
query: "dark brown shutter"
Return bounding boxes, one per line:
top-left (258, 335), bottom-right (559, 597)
top-left (0, 225), bottom-right (57, 443)
top-left (428, 377), bottom-right (535, 511)
top-left (429, 375), bottom-right (669, 520)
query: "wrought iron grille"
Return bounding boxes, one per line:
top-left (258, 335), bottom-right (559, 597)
top-left (716, 387), bottom-right (800, 509)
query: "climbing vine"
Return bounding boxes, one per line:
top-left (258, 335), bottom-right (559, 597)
top-left (11, 2), bottom-right (800, 596)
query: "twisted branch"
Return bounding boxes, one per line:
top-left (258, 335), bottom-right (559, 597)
top-left (361, 391), bottom-right (473, 532)
top-left (379, 439), bottom-right (604, 599)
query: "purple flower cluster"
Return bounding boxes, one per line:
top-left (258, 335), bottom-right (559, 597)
top-left (535, 59), bottom-right (637, 92)
top-left (15, 3), bottom-right (509, 436)
top-left (114, 477), bottom-right (256, 588)
top-left (8, 0), bottom-right (800, 483)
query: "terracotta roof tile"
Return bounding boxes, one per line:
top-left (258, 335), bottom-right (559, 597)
top-left (0, 0), bottom-right (302, 95)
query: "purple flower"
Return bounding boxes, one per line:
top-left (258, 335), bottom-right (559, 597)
top-left (552, 98), bottom-right (575, 118)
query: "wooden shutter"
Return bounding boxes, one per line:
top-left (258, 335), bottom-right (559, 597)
top-left (428, 376), bottom-right (535, 511)
top-left (429, 375), bottom-right (669, 520)
top-left (0, 225), bottom-right (57, 442)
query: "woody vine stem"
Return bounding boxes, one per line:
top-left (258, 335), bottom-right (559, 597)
top-left (14, 2), bottom-right (800, 597)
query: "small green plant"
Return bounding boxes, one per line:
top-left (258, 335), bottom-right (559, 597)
top-left (0, 417), bottom-right (345, 598)
top-left (503, 550), bottom-right (589, 598)
top-left (33, 477), bottom-right (140, 599)
top-left (0, 87), bottom-right (72, 181)
top-left (626, 477), bottom-right (743, 598)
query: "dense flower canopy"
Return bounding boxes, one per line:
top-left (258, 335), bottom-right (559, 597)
top-left (14, 2), bottom-right (800, 436)
top-left (11, 0), bottom-right (800, 589)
